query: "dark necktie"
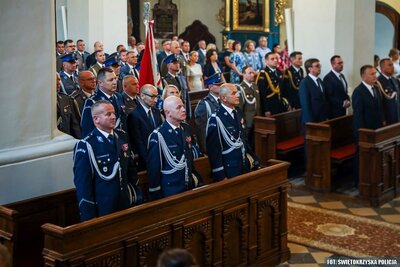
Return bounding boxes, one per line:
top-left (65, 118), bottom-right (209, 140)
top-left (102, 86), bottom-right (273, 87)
top-left (389, 78), bottom-right (396, 90)
top-left (175, 75), bottom-right (181, 90)
top-left (70, 76), bottom-right (75, 83)
top-left (317, 78), bottom-right (323, 92)
top-left (107, 134), bottom-right (114, 144)
top-left (339, 74), bottom-right (346, 91)
top-left (148, 110), bottom-right (155, 128)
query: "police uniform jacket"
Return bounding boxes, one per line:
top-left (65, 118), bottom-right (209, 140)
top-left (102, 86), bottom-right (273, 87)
top-left (256, 67), bottom-right (287, 115)
top-left (282, 66), bottom-right (303, 109)
top-left (377, 74), bottom-right (399, 125)
top-left (194, 93), bottom-right (219, 153)
top-left (323, 71), bottom-right (350, 119)
top-left (57, 92), bottom-right (81, 139)
top-left (163, 72), bottom-right (192, 120)
top-left (73, 128), bottom-right (139, 221)
top-left (126, 103), bottom-right (162, 171)
top-left (60, 70), bottom-right (79, 95)
top-left (81, 89), bottom-right (124, 137)
top-left (147, 122), bottom-right (200, 200)
top-left (206, 105), bottom-right (250, 181)
top-left (238, 82), bottom-right (261, 128)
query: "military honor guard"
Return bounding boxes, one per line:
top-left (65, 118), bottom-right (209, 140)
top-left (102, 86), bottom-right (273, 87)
top-left (73, 100), bottom-right (142, 221)
top-left (59, 53), bottom-right (79, 95)
top-left (238, 66), bottom-right (261, 148)
top-left (81, 67), bottom-right (124, 137)
top-left (206, 83), bottom-right (259, 181)
top-left (56, 74), bottom-right (81, 139)
top-left (256, 52), bottom-right (289, 117)
top-left (282, 51), bottom-right (304, 109)
top-left (194, 73), bottom-right (223, 153)
top-left (377, 58), bottom-right (399, 125)
top-left (323, 55), bottom-right (351, 119)
top-left (162, 54), bottom-right (192, 121)
top-left (147, 96), bottom-right (202, 200)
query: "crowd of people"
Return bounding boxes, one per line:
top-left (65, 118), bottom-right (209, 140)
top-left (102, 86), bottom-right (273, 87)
top-left (54, 34), bottom-right (400, 222)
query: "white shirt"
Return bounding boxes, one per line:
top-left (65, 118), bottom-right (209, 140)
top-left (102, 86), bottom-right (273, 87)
top-left (221, 103), bottom-right (235, 118)
top-left (362, 81), bottom-right (375, 97)
top-left (97, 127), bottom-right (113, 140)
top-left (308, 73), bottom-right (320, 87)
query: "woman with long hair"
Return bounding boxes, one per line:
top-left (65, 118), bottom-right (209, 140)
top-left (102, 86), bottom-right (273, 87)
top-left (203, 48), bottom-right (226, 82)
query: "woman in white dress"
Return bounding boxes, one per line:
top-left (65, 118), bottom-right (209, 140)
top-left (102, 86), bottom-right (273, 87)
top-left (186, 51), bottom-right (204, 91)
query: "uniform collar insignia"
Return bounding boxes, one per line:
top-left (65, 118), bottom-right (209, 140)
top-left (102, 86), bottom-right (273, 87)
top-left (97, 136), bottom-right (104, 143)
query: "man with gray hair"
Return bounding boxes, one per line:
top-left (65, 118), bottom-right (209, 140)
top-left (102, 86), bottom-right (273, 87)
top-left (206, 83), bottom-right (259, 181)
top-left (147, 96), bottom-right (201, 200)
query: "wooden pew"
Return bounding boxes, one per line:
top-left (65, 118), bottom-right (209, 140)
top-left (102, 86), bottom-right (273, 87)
top-left (305, 115), bottom-right (356, 192)
top-left (0, 157), bottom-right (289, 267)
top-left (41, 159), bottom-right (290, 267)
top-left (254, 109), bottom-right (303, 165)
top-left (359, 123), bottom-right (400, 206)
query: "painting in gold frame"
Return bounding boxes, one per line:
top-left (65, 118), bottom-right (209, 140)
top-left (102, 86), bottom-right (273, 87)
top-left (232, 0), bottom-right (270, 32)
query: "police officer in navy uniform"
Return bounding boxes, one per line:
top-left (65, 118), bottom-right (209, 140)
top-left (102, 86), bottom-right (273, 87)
top-left (59, 53), bottom-right (79, 95)
top-left (73, 100), bottom-right (142, 221)
top-left (282, 51), bottom-right (304, 109)
top-left (147, 96), bottom-right (201, 200)
top-left (162, 54), bottom-right (192, 121)
top-left (256, 52), bottom-right (289, 117)
top-left (377, 58), bottom-right (399, 125)
top-left (194, 73), bottom-right (223, 153)
top-left (81, 67), bottom-right (124, 137)
top-left (56, 73), bottom-right (81, 139)
top-left (206, 83), bottom-right (259, 181)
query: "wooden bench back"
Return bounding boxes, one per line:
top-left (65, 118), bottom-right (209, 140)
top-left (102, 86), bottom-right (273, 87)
top-left (358, 122), bottom-right (400, 206)
top-left (322, 115), bottom-right (354, 149)
top-left (41, 160), bottom-right (290, 267)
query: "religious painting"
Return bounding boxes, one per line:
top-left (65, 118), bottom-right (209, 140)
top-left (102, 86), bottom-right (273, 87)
top-left (232, 0), bottom-right (270, 31)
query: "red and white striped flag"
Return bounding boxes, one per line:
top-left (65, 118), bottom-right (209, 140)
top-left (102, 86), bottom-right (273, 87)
top-left (139, 20), bottom-right (159, 89)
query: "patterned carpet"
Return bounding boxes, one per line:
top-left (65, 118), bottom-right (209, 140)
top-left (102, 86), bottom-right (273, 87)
top-left (288, 202), bottom-right (400, 257)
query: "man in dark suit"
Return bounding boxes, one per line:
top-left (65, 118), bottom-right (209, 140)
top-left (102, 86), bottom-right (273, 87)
top-left (323, 55), bottom-right (351, 118)
top-left (256, 52), bottom-right (289, 117)
top-left (206, 83), bottom-right (259, 181)
top-left (127, 84), bottom-right (162, 171)
top-left (353, 65), bottom-right (384, 138)
top-left (59, 53), bottom-right (79, 95)
top-left (157, 39), bottom-right (172, 68)
top-left (119, 51), bottom-right (140, 81)
top-left (194, 74), bottom-right (222, 153)
top-left (85, 41), bottom-right (109, 69)
top-left (147, 96), bottom-right (201, 200)
top-left (299, 58), bottom-right (329, 125)
top-left (162, 54), bottom-right (192, 120)
top-left (282, 51), bottom-right (304, 109)
top-left (76, 39), bottom-right (90, 71)
top-left (352, 65), bottom-right (384, 188)
top-left (197, 40), bottom-right (207, 67)
top-left (81, 67), bottom-right (124, 137)
top-left (377, 58), bottom-right (399, 124)
top-left (73, 100), bottom-right (142, 221)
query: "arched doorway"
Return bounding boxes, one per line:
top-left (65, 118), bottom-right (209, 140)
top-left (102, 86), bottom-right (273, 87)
top-left (375, 1), bottom-right (400, 54)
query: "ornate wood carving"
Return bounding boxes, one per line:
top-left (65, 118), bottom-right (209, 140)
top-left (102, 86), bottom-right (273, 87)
top-left (86, 253), bottom-right (122, 267)
top-left (139, 235), bottom-right (170, 266)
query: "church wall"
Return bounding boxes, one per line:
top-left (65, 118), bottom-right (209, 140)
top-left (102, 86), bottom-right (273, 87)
top-left (143, 0), bottom-right (225, 49)
top-left (0, 0), bottom-right (77, 204)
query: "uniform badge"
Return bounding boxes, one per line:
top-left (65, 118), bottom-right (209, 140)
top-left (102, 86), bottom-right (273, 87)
top-left (97, 136), bottom-right (104, 143)
top-left (168, 129), bottom-right (172, 133)
top-left (224, 112), bottom-right (228, 116)
top-left (103, 167), bottom-right (108, 172)
top-left (64, 108), bottom-right (67, 113)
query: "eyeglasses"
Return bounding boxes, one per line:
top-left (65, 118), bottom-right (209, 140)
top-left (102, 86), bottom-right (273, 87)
top-left (143, 93), bottom-right (159, 99)
top-left (312, 64), bottom-right (321, 68)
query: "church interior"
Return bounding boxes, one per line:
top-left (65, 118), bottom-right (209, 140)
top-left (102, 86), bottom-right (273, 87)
top-left (0, 0), bottom-right (400, 266)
